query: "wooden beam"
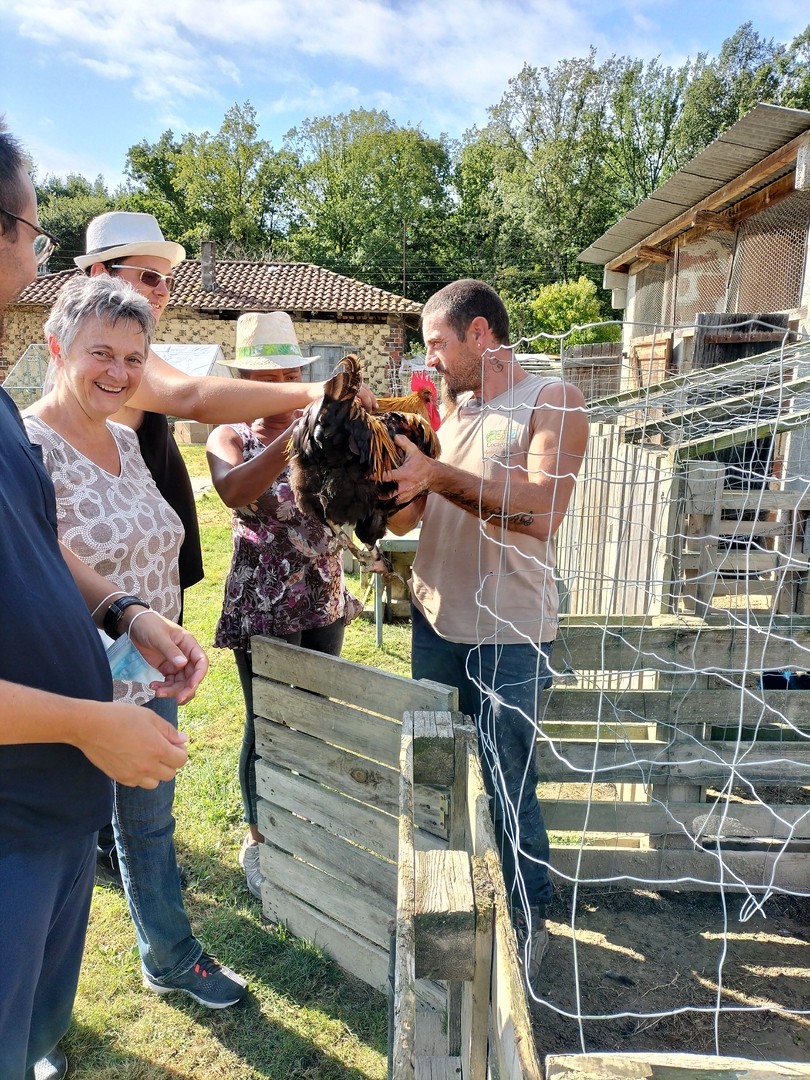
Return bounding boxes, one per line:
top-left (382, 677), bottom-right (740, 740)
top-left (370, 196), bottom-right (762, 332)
top-left (726, 171), bottom-right (797, 224)
top-left (606, 129), bottom-right (810, 271)
top-left (690, 209), bottom-right (735, 231)
top-left (637, 245), bottom-right (671, 263)
top-left (414, 849), bottom-right (475, 981)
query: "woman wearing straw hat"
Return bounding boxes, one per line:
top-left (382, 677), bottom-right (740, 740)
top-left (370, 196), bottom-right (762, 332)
top-left (207, 312), bottom-right (363, 898)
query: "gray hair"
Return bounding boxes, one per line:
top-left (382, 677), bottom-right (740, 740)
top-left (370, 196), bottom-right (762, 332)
top-left (44, 274), bottom-right (155, 357)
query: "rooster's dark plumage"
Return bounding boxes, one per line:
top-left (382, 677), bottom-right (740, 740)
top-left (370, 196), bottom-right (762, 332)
top-left (288, 355), bottom-right (441, 547)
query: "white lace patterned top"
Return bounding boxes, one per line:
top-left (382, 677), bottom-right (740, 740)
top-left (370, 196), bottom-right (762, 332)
top-left (24, 415), bottom-right (184, 705)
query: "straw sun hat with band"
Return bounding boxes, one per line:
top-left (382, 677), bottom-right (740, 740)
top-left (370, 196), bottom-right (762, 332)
top-left (225, 311), bottom-right (319, 371)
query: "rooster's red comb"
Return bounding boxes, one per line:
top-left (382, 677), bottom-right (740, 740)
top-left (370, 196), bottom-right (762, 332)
top-left (410, 369), bottom-right (436, 393)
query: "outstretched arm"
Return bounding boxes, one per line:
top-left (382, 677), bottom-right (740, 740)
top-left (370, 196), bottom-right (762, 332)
top-left (128, 349), bottom-right (376, 421)
top-left (386, 381), bottom-right (588, 543)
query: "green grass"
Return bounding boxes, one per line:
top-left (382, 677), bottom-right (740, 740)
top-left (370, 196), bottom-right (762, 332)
top-left (64, 447), bottom-right (414, 1079)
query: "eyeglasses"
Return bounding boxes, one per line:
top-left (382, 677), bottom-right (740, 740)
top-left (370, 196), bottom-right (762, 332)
top-left (109, 265), bottom-right (176, 292)
top-left (0, 207), bottom-right (59, 267)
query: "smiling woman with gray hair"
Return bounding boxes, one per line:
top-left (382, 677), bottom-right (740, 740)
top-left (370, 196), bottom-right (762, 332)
top-left (23, 274), bottom-right (248, 1011)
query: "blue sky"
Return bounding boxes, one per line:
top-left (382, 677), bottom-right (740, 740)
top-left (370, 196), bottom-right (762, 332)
top-left (1, 0), bottom-right (806, 189)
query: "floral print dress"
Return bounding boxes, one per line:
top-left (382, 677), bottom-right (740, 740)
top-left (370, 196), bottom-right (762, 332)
top-left (214, 423), bottom-right (362, 651)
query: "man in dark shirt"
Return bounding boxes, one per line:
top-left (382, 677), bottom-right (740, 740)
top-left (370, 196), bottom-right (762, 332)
top-left (0, 124), bottom-right (207, 1080)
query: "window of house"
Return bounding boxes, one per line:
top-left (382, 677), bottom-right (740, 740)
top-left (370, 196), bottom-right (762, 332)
top-left (300, 343), bottom-right (356, 382)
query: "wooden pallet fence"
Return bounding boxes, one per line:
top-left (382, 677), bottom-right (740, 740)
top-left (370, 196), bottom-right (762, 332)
top-left (251, 636), bottom-right (457, 993)
top-left (392, 712), bottom-right (543, 1080)
top-left (541, 618), bottom-right (810, 894)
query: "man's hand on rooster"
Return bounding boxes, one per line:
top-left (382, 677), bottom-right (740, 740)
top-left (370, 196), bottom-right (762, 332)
top-left (356, 383), bottom-right (377, 410)
top-left (385, 434), bottom-right (437, 505)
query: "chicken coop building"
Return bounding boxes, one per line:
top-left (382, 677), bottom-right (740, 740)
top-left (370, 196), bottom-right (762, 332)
top-left (0, 243), bottom-right (422, 396)
top-left (580, 103), bottom-right (810, 387)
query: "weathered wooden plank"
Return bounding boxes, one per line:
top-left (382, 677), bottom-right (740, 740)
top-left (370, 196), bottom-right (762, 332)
top-left (537, 738), bottom-right (810, 784)
top-left (542, 688), bottom-right (810, 728)
top-left (256, 797), bottom-right (397, 902)
top-left (414, 1059), bottom-right (463, 1080)
top-left (538, 739), bottom-right (810, 784)
top-left (545, 1051), bottom-right (810, 1078)
top-left (261, 843), bottom-right (392, 949)
top-left (256, 715), bottom-right (401, 815)
top-left (680, 551), bottom-right (807, 572)
top-left (256, 758), bottom-right (398, 861)
top-left (542, 799), bottom-right (810, 841)
top-left (260, 879), bottom-right (389, 993)
top-left (414, 849), bottom-right (475, 981)
top-left (251, 635), bottom-right (457, 717)
top-left (551, 846), bottom-right (810, 893)
top-left (253, 679), bottom-right (401, 765)
top-left (412, 711), bottom-right (456, 786)
top-left (556, 621), bottom-right (810, 671)
top-left (485, 849), bottom-right (544, 1080)
top-left (461, 855), bottom-right (494, 1080)
top-left (393, 714), bottom-right (418, 1080)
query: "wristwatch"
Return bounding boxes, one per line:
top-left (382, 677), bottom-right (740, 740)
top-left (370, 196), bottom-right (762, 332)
top-left (104, 595), bottom-right (151, 639)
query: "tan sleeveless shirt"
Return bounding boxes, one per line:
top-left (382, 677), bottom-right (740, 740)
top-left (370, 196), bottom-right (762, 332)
top-left (410, 375), bottom-right (559, 645)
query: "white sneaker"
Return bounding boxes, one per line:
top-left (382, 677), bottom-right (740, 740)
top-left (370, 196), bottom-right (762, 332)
top-left (238, 838), bottom-right (264, 899)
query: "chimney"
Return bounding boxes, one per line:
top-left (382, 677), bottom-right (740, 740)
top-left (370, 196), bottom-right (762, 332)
top-left (200, 240), bottom-right (218, 292)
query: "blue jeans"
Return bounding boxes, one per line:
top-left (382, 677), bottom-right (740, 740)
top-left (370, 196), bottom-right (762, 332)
top-left (0, 832), bottom-right (96, 1079)
top-left (112, 695), bottom-right (201, 982)
top-left (234, 620), bottom-right (346, 825)
top-left (411, 604), bottom-right (554, 913)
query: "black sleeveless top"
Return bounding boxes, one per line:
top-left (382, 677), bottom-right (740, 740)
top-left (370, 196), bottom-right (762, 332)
top-left (136, 411), bottom-right (205, 592)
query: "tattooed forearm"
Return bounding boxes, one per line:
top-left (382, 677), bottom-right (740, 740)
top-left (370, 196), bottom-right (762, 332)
top-left (447, 490), bottom-right (534, 527)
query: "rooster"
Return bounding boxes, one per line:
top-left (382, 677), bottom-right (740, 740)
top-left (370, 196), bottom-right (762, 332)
top-left (288, 355), bottom-right (441, 551)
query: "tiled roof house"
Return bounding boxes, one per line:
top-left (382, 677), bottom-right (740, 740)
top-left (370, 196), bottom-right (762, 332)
top-left (1, 243), bottom-right (423, 393)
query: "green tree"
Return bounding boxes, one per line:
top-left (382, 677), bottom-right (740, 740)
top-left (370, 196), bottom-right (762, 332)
top-left (477, 53), bottom-right (618, 298)
top-left (525, 276), bottom-right (621, 347)
top-left (124, 103), bottom-right (290, 256)
top-left (35, 174), bottom-right (116, 271)
top-left (124, 131), bottom-right (189, 245)
top-left (607, 57), bottom-right (693, 211)
top-left (678, 24), bottom-right (789, 154)
top-left (282, 109), bottom-right (453, 299)
top-left (777, 27), bottom-right (810, 109)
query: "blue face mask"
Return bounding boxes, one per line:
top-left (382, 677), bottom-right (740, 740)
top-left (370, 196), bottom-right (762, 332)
top-left (105, 632), bottom-right (165, 684)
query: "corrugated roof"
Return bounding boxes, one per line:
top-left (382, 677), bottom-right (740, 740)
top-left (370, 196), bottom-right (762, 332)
top-left (15, 259), bottom-right (423, 318)
top-left (579, 104), bottom-right (810, 267)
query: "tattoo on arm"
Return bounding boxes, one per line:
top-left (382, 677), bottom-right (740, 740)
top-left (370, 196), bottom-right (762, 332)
top-left (449, 490), bottom-right (534, 527)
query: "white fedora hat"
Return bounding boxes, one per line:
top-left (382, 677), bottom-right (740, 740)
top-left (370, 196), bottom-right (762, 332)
top-left (74, 212), bottom-right (186, 271)
top-left (225, 311), bottom-right (319, 370)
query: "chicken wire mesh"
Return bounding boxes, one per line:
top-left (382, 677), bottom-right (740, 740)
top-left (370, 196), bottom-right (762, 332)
top-left (728, 189), bottom-right (810, 315)
top-left (461, 329), bottom-right (810, 1057)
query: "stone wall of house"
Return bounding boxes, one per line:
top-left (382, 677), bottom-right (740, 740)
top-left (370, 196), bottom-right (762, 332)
top-left (1, 307), bottom-right (408, 392)
top-left (1, 308), bottom-right (45, 377)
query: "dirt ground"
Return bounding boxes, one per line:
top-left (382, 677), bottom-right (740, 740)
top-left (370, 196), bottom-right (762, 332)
top-left (531, 885), bottom-right (810, 1068)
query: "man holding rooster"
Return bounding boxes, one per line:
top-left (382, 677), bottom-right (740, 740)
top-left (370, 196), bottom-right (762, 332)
top-left (387, 278), bottom-right (588, 986)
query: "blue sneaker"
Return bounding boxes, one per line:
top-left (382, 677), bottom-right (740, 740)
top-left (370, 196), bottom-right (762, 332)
top-left (34, 1047), bottom-right (68, 1080)
top-left (143, 953), bottom-right (247, 1009)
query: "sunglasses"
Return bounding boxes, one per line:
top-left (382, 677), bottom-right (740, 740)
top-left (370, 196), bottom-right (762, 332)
top-left (109, 264), bottom-right (176, 292)
top-left (0, 207), bottom-right (59, 267)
